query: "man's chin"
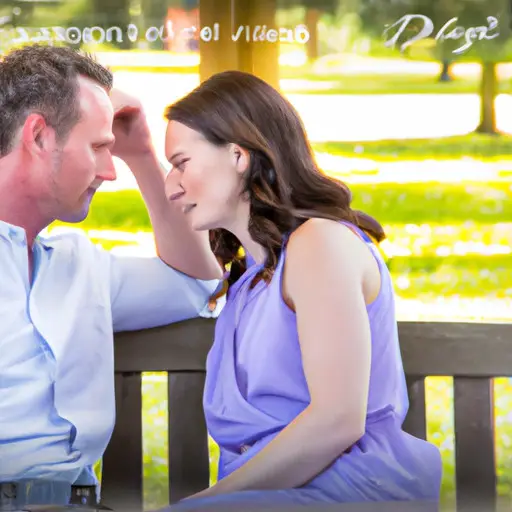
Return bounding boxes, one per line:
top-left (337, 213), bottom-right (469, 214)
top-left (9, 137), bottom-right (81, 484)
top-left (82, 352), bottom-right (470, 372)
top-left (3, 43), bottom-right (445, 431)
top-left (58, 204), bottom-right (91, 224)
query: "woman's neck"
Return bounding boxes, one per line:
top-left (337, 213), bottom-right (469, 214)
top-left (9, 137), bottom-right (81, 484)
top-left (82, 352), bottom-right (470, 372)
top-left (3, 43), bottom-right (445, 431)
top-left (225, 204), bottom-right (267, 265)
top-left (236, 231), bottom-right (267, 266)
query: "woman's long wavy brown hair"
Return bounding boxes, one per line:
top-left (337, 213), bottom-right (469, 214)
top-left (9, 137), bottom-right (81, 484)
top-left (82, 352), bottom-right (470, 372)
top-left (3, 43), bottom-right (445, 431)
top-left (165, 70), bottom-right (385, 286)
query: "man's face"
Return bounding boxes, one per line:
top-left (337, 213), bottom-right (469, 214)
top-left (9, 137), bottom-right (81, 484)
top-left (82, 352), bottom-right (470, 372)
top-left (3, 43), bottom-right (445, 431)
top-left (48, 76), bottom-right (117, 223)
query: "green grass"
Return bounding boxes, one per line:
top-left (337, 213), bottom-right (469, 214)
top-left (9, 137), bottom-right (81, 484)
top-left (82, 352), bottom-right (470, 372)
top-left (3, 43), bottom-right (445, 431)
top-left (52, 182), bottom-right (512, 300)
top-left (103, 57), bottom-right (512, 96)
top-left (351, 182), bottom-right (512, 224)
top-left (52, 181), bottom-right (512, 234)
top-left (384, 223), bottom-right (511, 256)
top-left (106, 65), bottom-right (511, 95)
top-left (313, 134), bottom-right (512, 161)
top-left (89, 238), bottom-right (134, 251)
top-left (387, 254), bottom-right (511, 298)
top-left (281, 71), bottom-right (512, 96)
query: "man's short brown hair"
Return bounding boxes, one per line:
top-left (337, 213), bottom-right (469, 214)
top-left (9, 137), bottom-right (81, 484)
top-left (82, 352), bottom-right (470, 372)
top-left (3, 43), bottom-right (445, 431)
top-left (0, 44), bottom-right (113, 156)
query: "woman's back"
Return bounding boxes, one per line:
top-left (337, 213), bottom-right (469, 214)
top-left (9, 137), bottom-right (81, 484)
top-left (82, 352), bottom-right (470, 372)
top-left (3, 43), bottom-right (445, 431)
top-left (203, 220), bottom-right (441, 502)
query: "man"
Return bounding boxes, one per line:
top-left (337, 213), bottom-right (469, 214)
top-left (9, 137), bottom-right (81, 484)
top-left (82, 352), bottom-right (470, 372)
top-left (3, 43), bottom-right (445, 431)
top-left (0, 45), bottom-right (223, 508)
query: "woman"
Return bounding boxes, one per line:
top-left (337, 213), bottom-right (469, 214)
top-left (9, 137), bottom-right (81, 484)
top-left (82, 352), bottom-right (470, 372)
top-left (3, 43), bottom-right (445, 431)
top-left (161, 71), bottom-right (442, 509)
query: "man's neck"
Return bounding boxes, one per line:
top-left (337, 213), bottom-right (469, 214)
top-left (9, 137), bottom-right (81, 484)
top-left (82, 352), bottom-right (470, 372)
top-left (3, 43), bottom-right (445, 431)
top-left (0, 184), bottom-right (48, 249)
top-left (0, 151), bottom-right (51, 248)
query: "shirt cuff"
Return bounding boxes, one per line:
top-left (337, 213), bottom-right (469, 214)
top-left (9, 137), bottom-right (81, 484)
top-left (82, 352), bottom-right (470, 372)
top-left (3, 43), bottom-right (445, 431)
top-left (198, 277), bottom-right (227, 318)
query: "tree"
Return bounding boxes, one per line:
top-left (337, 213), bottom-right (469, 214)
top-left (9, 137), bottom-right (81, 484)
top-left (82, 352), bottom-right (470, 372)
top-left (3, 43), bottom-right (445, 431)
top-left (358, 0), bottom-right (512, 134)
top-left (279, 0), bottom-right (338, 60)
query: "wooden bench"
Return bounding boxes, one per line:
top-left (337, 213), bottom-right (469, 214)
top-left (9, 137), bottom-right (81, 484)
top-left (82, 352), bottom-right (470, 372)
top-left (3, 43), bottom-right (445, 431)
top-left (100, 319), bottom-right (512, 511)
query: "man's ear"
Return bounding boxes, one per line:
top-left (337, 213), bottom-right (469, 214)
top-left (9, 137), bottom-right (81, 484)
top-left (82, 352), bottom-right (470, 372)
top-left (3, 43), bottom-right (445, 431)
top-left (20, 113), bottom-right (56, 154)
top-left (231, 144), bottom-right (250, 175)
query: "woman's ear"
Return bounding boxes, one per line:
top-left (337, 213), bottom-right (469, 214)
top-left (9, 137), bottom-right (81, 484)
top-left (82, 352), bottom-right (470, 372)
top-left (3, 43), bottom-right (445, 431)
top-left (231, 144), bottom-right (250, 175)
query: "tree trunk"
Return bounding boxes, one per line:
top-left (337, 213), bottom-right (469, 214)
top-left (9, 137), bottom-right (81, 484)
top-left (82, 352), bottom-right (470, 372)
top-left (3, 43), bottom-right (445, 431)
top-left (305, 8), bottom-right (319, 61)
top-left (438, 60), bottom-right (452, 82)
top-left (476, 61), bottom-right (497, 135)
top-left (199, 0), bottom-right (279, 91)
top-left (92, 0), bottom-right (132, 49)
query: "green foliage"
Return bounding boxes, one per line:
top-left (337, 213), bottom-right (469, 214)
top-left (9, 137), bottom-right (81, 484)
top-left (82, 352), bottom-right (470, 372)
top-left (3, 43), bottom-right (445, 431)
top-left (278, 0), bottom-right (338, 14)
top-left (358, 0), bottom-right (512, 63)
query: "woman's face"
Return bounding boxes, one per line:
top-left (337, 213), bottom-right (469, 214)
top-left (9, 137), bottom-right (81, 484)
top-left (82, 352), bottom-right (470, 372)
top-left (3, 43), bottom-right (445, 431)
top-left (164, 120), bottom-right (249, 231)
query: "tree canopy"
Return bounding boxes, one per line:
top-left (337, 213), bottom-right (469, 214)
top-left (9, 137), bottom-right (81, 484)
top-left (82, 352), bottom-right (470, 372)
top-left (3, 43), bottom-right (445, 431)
top-left (358, 0), bottom-right (511, 62)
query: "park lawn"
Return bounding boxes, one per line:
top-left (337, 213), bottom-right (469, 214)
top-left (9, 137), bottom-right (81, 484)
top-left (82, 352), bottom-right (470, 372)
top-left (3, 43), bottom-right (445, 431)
top-left (387, 254), bottom-right (511, 299)
top-left (84, 224), bottom-right (509, 302)
top-left (281, 71), bottom-right (512, 96)
top-left (350, 182), bottom-right (511, 224)
top-left (51, 181), bottom-right (512, 232)
top-left (52, 183), bottom-right (511, 301)
top-left (106, 66), bottom-right (511, 96)
top-left (50, 183), bottom-right (511, 302)
top-left (312, 134), bottom-right (512, 162)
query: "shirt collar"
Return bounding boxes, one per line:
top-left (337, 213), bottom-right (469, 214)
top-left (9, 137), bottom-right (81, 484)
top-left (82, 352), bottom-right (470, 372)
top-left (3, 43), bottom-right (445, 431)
top-left (0, 220), bottom-right (54, 251)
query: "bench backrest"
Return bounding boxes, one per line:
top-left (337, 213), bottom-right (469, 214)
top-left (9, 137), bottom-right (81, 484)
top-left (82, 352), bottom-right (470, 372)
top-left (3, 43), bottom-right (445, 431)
top-left (101, 319), bottom-right (512, 511)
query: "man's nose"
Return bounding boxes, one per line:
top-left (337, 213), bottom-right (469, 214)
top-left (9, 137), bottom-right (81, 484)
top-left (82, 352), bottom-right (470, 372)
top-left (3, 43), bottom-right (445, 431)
top-left (97, 154), bottom-right (117, 182)
top-left (164, 171), bottom-right (184, 202)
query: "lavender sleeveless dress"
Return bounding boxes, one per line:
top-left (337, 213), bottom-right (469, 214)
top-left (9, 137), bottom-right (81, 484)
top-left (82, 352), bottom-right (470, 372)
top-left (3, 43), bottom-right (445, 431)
top-left (168, 222), bottom-right (442, 510)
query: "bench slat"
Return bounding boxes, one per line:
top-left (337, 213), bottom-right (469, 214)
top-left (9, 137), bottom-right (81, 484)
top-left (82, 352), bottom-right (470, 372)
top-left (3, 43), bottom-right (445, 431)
top-left (399, 322), bottom-right (512, 376)
top-left (102, 373), bottom-right (143, 511)
top-left (454, 377), bottom-right (496, 511)
top-left (403, 376), bottom-right (427, 440)
top-left (113, 320), bottom-right (512, 376)
top-left (114, 319), bottom-right (215, 373)
top-left (168, 372), bottom-right (210, 503)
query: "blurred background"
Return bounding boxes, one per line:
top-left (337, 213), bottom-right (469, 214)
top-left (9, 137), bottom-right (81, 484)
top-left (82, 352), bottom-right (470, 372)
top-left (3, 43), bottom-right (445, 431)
top-left (1, 0), bottom-right (511, 509)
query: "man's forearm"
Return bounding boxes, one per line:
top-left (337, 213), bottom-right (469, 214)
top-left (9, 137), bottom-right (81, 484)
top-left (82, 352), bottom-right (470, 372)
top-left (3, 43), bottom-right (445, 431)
top-left (123, 151), bottom-right (222, 281)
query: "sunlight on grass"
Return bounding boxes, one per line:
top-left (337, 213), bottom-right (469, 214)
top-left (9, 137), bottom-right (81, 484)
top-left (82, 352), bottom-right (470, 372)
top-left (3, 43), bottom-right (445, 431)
top-left (49, 181), bottom-right (512, 233)
top-left (313, 135), bottom-right (512, 161)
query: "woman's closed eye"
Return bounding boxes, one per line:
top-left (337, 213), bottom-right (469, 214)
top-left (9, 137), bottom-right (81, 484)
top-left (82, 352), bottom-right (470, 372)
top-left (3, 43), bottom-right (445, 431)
top-left (174, 158), bottom-right (190, 172)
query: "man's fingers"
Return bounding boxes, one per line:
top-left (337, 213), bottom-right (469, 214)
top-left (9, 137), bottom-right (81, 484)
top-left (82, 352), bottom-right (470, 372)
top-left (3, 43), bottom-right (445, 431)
top-left (113, 105), bottom-right (139, 119)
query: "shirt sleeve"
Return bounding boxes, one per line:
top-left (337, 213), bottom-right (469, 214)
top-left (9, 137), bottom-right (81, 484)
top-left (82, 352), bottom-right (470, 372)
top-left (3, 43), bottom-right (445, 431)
top-left (108, 253), bottom-right (223, 332)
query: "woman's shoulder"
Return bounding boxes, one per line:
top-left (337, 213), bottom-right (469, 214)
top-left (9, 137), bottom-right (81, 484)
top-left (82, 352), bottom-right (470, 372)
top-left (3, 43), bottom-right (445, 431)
top-left (286, 218), bottom-right (370, 257)
top-left (283, 218), bottom-right (383, 306)
top-left (282, 218), bottom-right (371, 284)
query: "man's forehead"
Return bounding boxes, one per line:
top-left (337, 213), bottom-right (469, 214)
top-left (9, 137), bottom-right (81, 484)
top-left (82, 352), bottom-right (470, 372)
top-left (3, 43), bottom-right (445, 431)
top-left (77, 75), bottom-right (113, 116)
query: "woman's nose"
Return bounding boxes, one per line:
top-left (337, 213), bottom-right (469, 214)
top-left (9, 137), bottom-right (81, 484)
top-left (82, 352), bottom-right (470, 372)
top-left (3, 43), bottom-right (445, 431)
top-left (164, 172), bottom-right (185, 202)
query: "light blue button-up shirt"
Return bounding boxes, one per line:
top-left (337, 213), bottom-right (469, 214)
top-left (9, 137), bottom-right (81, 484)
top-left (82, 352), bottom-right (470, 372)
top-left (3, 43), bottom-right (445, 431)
top-left (0, 220), bottom-right (222, 488)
